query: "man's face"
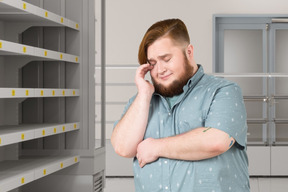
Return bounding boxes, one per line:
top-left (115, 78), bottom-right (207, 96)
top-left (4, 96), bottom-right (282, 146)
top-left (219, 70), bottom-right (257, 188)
top-left (147, 37), bottom-right (194, 97)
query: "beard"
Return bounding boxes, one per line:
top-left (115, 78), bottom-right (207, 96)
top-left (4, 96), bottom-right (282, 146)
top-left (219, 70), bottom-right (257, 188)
top-left (151, 55), bottom-right (194, 97)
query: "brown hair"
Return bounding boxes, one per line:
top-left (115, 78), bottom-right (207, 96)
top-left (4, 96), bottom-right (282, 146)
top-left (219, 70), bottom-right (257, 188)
top-left (138, 18), bottom-right (190, 65)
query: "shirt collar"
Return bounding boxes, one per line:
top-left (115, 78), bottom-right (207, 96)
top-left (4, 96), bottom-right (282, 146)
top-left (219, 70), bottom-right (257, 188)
top-left (183, 64), bottom-right (205, 93)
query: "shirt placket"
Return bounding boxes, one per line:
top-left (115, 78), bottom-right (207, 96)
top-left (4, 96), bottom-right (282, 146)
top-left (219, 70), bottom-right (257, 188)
top-left (161, 99), bottom-right (172, 191)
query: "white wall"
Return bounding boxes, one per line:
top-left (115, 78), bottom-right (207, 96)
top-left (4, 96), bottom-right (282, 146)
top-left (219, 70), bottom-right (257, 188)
top-left (106, 0), bottom-right (288, 72)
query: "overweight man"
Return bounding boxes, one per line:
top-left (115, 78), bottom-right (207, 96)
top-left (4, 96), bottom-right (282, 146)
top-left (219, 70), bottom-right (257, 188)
top-left (111, 18), bottom-right (250, 192)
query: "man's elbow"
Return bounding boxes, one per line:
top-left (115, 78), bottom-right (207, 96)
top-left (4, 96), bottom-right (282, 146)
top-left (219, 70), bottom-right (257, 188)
top-left (111, 140), bottom-right (136, 158)
top-left (209, 141), bottom-right (230, 155)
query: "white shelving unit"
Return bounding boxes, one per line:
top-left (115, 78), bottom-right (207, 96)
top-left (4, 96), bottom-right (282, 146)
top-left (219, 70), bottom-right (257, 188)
top-left (0, 122), bottom-right (79, 147)
top-left (0, 155), bottom-right (79, 192)
top-left (0, 0), bottom-right (79, 30)
top-left (0, 39), bottom-right (80, 63)
top-left (0, 0), bottom-right (104, 191)
top-left (0, 88), bottom-right (79, 98)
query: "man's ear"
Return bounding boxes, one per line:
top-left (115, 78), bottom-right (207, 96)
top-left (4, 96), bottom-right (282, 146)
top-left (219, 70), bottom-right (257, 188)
top-left (186, 44), bottom-right (194, 58)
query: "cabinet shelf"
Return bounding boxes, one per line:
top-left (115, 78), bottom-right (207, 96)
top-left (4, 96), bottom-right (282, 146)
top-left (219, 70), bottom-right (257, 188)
top-left (0, 155), bottom-right (79, 192)
top-left (0, 39), bottom-right (79, 63)
top-left (0, 122), bottom-right (79, 147)
top-left (0, 0), bottom-right (79, 30)
top-left (0, 88), bottom-right (79, 98)
top-left (247, 118), bottom-right (268, 124)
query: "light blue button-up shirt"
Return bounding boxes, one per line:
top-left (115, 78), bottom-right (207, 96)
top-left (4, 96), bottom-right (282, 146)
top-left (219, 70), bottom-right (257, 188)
top-left (116, 65), bottom-right (250, 192)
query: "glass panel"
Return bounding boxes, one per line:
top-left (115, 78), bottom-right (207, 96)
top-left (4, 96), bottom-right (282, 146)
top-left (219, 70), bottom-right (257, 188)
top-left (244, 100), bottom-right (267, 119)
top-left (224, 30), bottom-right (263, 73)
top-left (274, 99), bottom-right (288, 119)
top-left (275, 29), bottom-right (288, 73)
top-left (275, 124), bottom-right (288, 144)
top-left (247, 124), bottom-right (267, 145)
top-left (275, 77), bottom-right (288, 95)
top-left (225, 77), bottom-right (266, 96)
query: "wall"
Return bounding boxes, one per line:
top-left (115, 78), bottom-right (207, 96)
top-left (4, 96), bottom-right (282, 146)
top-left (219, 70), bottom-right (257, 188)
top-left (103, 0), bottom-right (288, 176)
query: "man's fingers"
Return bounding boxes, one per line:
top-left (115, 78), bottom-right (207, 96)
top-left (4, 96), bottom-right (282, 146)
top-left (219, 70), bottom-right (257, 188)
top-left (136, 153), bottom-right (146, 168)
top-left (137, 63), bottom-right (153, 76)
top-left (139, 160), bottom-right (146, 168)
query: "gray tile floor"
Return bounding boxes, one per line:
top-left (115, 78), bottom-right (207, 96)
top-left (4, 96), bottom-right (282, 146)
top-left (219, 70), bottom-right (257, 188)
top-left (104, 178), bottom-right (135, 192)
top-left (104, 177), bottom-right (288, 192)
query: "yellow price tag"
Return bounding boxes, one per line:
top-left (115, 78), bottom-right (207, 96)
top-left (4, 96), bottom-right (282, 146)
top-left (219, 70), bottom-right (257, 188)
top-left (62, 126), bottom-right (65, 132)
top-left (75, 57), bottom-right (78, 62)
top-left (23, 46), bottom-right (26, 53)
top-left (74, 124), bottom-right (77, 129)
top-left (54, 128), bottom-right (57, 133)
top-left (60, 163), bottom-right (63, 168)
top-left (73, 90), bottom-right (76, 96)
top-left (12, 90), bottom-right (15, 96)
top-left (74, 157), bottom-right (78, 162)
top-left (42, 130), bottom-right (45, 136)
top-left (0, 41), bottom-right (2, 48)
top-left (43, 169), bottom-right (46, 175)
top-left (52, 90), bottom-right (55, 96)
top-left (21, 134), bottom-right (25, 140)
top-left (45, 11), bottom-right (48, 17)
top-left (61, 17), bottom-right (64, 23)
top-left (23, 3), bottom-right (26, 9)
top-left (76, 23), bottom-right (79, 29)
top-left (26, 90), bottom-right (29, 96)
top-left (62, 90), bottom-right (65, 96)
top-left (41, 90), bottom-right (44, 96)
top-left (44, 51), bottom-right (47, 56)
top-left (0, 137), bottom-right (2, 144)
top-left (21, 177), bottom-right (25, 184)
top-left (60, 54), bottom-right (63, 59)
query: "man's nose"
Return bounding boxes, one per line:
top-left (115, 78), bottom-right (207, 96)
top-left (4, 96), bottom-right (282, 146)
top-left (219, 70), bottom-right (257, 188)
top-left (157, 61), bottom-right (166, 74)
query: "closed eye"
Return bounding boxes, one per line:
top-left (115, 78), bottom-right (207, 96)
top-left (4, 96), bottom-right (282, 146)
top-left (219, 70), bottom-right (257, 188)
top-left (164, 58), bottom-right (171, 62)
top-left (147, 59), bottom-right (156, 66)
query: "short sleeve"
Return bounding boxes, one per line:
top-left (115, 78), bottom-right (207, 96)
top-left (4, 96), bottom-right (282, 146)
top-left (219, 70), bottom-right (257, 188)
top-left (113, 94), bottom-right (136, 128)
top-left (204, 83), bottom-right (247, 148)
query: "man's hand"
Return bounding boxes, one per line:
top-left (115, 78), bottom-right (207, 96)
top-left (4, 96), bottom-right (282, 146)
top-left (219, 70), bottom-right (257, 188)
top-left (136, 138), bottom-right (160, 168)
top-left (135, 63), bottom-right (155, 97)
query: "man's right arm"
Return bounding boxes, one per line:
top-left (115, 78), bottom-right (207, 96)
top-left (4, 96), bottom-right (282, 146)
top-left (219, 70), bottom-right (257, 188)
top-left (111, 64), bottom-right (154, 158)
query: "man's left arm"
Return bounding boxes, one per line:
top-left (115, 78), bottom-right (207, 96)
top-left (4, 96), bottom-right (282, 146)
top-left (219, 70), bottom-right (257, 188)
top-left (136, 127), bottom-right (235, 168)
top-left (136, 83), bottom-right (247, 168)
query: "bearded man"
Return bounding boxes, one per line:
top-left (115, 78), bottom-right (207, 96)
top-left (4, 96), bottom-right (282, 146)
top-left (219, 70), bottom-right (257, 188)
top-left (111, 18), bottom-right (250, 192)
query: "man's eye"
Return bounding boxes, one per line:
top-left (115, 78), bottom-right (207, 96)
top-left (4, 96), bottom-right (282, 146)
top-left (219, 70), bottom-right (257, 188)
top-left (149, 62), bottom-right (156, 66)
top-left (147, 60), bottom-right (156, 66)
top-left (164, 58), bottom-right (171, 62)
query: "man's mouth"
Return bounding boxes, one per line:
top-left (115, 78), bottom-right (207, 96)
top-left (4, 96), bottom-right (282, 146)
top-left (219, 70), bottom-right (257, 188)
top-left (159, 73), bottom-right (172, 80)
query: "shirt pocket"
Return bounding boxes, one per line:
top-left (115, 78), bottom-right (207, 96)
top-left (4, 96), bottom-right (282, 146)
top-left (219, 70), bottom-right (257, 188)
top-left (176, 109), bottom-right (208, 134)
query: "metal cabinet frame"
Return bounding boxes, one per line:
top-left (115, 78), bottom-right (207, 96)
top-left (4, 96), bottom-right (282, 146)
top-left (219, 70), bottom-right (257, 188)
top-left (213, 14), bottom-right (288, 176)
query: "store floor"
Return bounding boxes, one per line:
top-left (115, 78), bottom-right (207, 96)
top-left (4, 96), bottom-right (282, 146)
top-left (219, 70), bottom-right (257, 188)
top-left (104, 177), bottom-right (288, 192)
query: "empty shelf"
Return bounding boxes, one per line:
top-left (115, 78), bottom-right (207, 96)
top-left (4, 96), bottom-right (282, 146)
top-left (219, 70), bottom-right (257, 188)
top-left (0, 0), bottom-right (79, 30)
top-left (0, 122), bottom-right (79, 147)
top-left (0, 40), bottom-right (79, 63)
top-left (0, 155), bottom-right (79, 192)
top-left (0, 88), bottom-right (79, 98)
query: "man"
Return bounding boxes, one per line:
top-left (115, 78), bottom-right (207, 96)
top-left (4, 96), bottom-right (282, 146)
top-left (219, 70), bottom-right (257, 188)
top-left (111, 18), bottom-right (250, 192)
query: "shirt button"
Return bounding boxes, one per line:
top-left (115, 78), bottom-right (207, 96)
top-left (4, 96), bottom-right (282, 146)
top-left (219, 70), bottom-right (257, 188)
top-left (165, 186), bottom-right (169, 190)
top-left (168, 113), bottom-right (171, 116)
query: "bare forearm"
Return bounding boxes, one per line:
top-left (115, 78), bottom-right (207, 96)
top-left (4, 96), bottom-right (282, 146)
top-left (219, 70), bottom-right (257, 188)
top-left (157, 127), bottom-right (234, 161)
top-left (111, 93), bottom-right (151, 157)
top-left (136, 127), bottom-right (235, 167)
